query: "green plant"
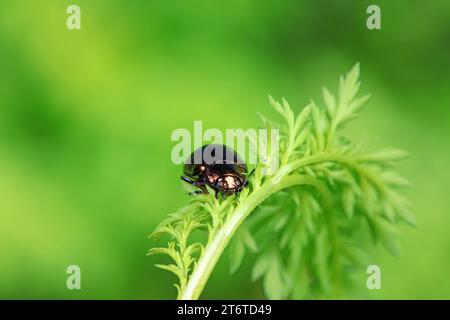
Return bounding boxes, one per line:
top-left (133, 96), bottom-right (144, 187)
top-left (149, 64), bottom-right (414, 300)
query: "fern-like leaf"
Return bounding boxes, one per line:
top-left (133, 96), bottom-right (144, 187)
top-left (150, 64), bottom-right (413, 300)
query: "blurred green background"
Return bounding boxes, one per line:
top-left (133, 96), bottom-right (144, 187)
top-left (0, 0), bottom-right (449, 299)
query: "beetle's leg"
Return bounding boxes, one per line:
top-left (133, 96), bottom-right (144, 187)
top-left (181, 176), bottom-right (196, 185)
top-left (181, 176), bottom-right (208, 195)
top-left (181, 175), bottom-right (208, 188)
top-left (188, 190), bottom-right (205, 196)
top-left (215, 188), bottom-right (227, 200)
top-left (189, 184), bottom-right (209, 196)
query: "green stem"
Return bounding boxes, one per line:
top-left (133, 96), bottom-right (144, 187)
top-left (179, 175), bottom-right (318, 300)
top-left (273, 153), bottom-right (367, 183)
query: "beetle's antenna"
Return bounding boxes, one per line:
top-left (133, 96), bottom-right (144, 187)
top-left (242, 169), bottom-right (255, 188)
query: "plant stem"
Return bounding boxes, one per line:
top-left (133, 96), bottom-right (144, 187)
top-left (179, 175), bottom-right (319, 300)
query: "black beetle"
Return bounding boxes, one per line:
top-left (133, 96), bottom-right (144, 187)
top-left (181, 144), bottom-right (254, 197)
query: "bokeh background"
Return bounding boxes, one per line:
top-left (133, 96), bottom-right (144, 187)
top-left (0, 0), bottom-right (449, 299)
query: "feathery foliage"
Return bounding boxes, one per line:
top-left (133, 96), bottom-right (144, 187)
top-left (149, 64), bottom-right (413, 299)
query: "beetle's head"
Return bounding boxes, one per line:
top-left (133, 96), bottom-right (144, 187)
top-left (214, 174), bottom-right (244, 194)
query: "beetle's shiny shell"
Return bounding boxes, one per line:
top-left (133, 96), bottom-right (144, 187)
top-left (183, 144), bottom-right (247, 177)
top-left (182, 144), bottom-right (248, 195)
